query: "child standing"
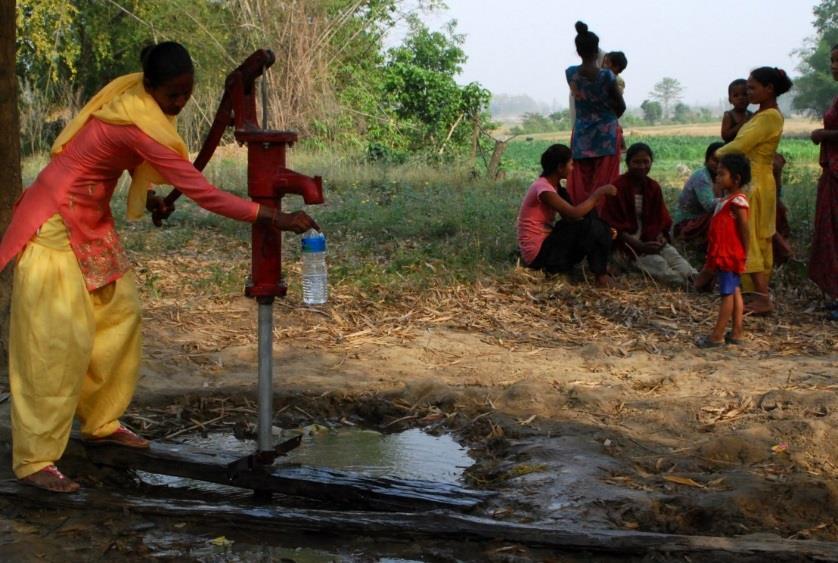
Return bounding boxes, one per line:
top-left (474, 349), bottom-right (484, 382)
top-left (696, 154), bottom-right (751, 348)
top-left (721, 79), bottom-right (753, 142)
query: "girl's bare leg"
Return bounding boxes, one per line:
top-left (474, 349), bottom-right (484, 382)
top-left (731, 287), bottom-right (744, 339)
top-left (710, 295), bottom-right (734, 343)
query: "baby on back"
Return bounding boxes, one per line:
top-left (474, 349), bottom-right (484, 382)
top-left (603, 51), bottom-right (627, 151)
top-left (602, 51), bottom-right (627, 96)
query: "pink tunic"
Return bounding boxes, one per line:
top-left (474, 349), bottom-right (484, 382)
top-left (0, 118), bottom-right (259, 290)
top-left (517, 177), bottom-right (558, 265)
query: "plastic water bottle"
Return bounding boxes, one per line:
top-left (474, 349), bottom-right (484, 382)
top-left (301, 229), bottom-right (327, 305)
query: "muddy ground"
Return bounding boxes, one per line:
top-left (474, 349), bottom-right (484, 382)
top-left (0, 267), bottom-right (836, 561)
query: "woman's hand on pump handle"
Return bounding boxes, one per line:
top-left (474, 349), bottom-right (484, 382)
top-left (146, 191), bottom-right (175, 227)
top-left (257, 206), bottom-right (320, 234)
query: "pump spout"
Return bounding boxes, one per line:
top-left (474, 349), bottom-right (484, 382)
top-left (274, 168), bottom-right (324, 204)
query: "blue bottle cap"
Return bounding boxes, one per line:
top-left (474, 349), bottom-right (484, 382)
top-left (301, 233), bottom-right (326, 252)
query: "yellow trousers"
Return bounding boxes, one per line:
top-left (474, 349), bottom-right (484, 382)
top-left (10, 215), bottom-right (141, 478)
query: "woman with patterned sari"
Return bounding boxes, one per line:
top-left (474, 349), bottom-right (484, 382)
top-left (565, 21), bottom-right (626, 206)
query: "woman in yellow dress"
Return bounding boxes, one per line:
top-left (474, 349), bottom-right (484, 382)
top-left (716, 67), bottom-right (792, 314)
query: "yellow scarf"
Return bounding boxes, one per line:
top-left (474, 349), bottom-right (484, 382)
top-left (51, 72), bottom-right (189, 220)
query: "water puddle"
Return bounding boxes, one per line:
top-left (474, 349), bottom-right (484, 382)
top-left (138, 426), bottom-right (472, 492)
top-left (135, 427), bottom-right (474, 560)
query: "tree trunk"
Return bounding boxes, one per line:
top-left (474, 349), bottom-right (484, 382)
top-left (486, 139), bottom-right (507, 180)
top-left (469, 115), bottom-right (479, 166)
top-left (0, 0), bottom-right (22, 379)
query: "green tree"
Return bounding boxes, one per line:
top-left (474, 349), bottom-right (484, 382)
top-left (16, 0), bottom-right (80, 87)
top-left (641, 99), bottom-right (662, 124)
top-left (792, 0), bottom-right (838, 117)
top-left (673, 102), bottom-right (692, 123)
top-left (15, 0), bottom-right (485, 157)
top-left (510, 110), bottom-right (571, 135)
top-left (548, 110), bottom-right (571, 130)
top-left (649, 77), bottom-right (684, 119)
top-left (510, 112), bottom-right (551, 135)
top-left (16, 0), bottom-right (235, 149)
top-left (382, 17), bottom-right (489, 155)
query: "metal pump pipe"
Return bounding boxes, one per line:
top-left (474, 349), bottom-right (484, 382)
top-left (256, 297), bottom-right (274, 453)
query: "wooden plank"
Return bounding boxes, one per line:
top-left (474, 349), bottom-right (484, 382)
top-left (1, 481), bottom-right (836, 559)
top-left (71, 437), bottom-right (490, 512)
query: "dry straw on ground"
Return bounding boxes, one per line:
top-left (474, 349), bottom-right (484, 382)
top-left (134, 231), bottom-right (836, 370)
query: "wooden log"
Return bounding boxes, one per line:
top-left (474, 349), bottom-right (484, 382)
top-left (71, 437), bottom-right (490, 512)
top-left (0, 481), bottom-right (836, 559)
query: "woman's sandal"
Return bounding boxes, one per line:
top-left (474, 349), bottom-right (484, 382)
top-left (695, 335), bottom-right (725, 349)
top-left (20, 465), bottom-right (80, 493)
top-left (84, 426), bottom-right (150, 449)
top-left (724, 331), bottom-right (744, 345)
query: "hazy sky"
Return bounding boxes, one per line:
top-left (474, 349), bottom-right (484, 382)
top-left (411, 0), bottom-right (820, 108)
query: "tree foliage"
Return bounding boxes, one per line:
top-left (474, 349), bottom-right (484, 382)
top-left (16, 0), bottom-right (79, 86)
top-left (14, 0), bottom-right (490, 159)
top-left (380, 16), bottom-right (489, 156)
top-left (640, 99), bottom-right (662, 124)
top-left (649, 77), bottom-right (684, 119)
top-left (509, 110), bottom-right (571, 135)
top-left (792, 0), bottom-right (838, 117)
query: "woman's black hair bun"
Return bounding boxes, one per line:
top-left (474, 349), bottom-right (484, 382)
top-left (575, 21), bottom-right (588, 35)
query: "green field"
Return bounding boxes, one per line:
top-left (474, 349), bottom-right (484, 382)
top-left (501, 135), bottom-right (820, 188)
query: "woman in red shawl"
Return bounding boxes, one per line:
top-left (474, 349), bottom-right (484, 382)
top-left (809, 44), bottom-right (838, 313)
top-left (601, 143), bottom-right (697, 285)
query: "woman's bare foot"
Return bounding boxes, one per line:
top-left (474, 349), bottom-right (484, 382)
top-left (745, 297), bottom-right (774, 316)
top-left (20, 465), bottom-right (80, 493)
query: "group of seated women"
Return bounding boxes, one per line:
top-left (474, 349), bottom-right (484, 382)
top-left (517, 142), bottom-right (703, 288)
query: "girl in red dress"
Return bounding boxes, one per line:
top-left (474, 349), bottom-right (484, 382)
top-left (696, 154), bottom-right (751, 348)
